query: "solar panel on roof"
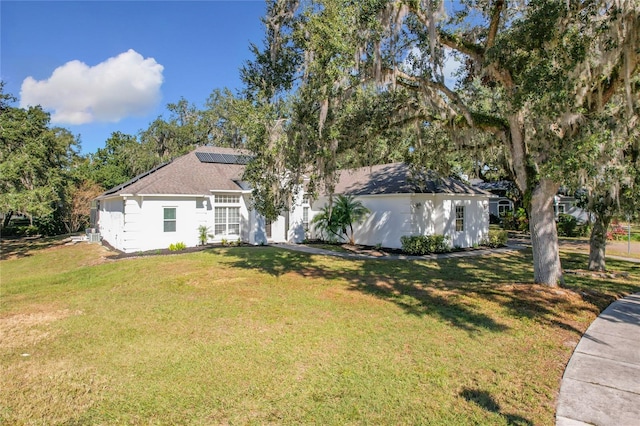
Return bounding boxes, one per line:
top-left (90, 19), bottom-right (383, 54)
top-left (235, 155), bottom-right (251, 165)
top-left (195, 151), bottom-right (254, 164)
top-left (195, 152), bottom-right (209, 162)
top-left (220, 154), bottom-right (235, 164)
top-left (211, 153), bottom-right (226, 163)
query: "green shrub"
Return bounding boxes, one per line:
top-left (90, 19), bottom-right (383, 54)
top-left (482, 230), bottom-right (508, 248)
top-left (400, 235), bottom-right (450, 255)
top-left (501, 207), bottom-right (528, 232)
top-left (557, 214), bottom-right (579, 237)
top-left (35, 213), bottom-right (66, 236)
top-left (168, 242), bottom-right (186, 251)
top-left (2, 224), bottom-right (40, 237)
top-left (576, 222), bottom-right (591, 237)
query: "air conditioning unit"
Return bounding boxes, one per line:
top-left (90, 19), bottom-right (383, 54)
top-left (86, 228), bottom-right (101, 243)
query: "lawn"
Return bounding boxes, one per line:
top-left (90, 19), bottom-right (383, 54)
top-left (1, 239), bottom-right (639, 425)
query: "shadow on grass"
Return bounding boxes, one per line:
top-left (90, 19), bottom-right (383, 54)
top-left (560, 252), bottom-right (640, 311)
top-left (211, 246), bottom-right (625, 336)
top-left (0, 235), bottom-right (71, 260)
top-left (460, 388), bottom-right (533, 426)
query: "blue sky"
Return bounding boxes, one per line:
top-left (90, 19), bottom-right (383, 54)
top-left (1, 0), bottom-right (267, 154)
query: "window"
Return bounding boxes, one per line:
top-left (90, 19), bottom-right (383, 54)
top-left (164, 207), bottom-right (176, 232)
top-left (498, 201), bottom-right (512, 216)
top-left (215, 207), bottom-right (240, 236)
top-left (558, 204), bottom-right (566, 214)
top-left (302, 194), bottom-right (310, 205)
top-left (455, 206), bottom-right (465, 232)
top-left (303, 207), bottom-right (309, 230)
top-left (214, 194), bottom-right (240, 204)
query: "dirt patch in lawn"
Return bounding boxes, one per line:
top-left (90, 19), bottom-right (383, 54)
top-left (0, 307), bottom-right (82, 349)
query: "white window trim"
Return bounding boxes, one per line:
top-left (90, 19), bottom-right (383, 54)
top-left (214, 206), bottom-right (240, 236)
top-left (163, 207), bottom-right (177, 233)
top-left (455, 205), bottom-right (465, 232)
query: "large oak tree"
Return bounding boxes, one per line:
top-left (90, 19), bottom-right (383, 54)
top-left (245, 0), bottom-right (639, 286)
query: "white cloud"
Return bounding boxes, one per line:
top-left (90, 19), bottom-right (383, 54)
top-left (20, 49), bottom-right (164, 125)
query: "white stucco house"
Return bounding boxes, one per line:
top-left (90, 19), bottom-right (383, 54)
top-left (311, 163), bottom-right (491, 249)
top-left (96, 147), bottom-right (491, 253)
top-left (96, 147), bottom-right (308, 253)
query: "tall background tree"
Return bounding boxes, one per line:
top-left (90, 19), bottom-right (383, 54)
top-left (0, 91), bottom-right (79, 229)
top-left (568, 83), bottom-right (640, 271)
top-left (242, 0), bottom-right (639, 286)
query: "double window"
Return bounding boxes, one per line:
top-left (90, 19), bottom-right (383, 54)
top-left (164, 207), bottom-right (176, 232)
top-left (455, 206), bottom-right (465, 232)
top-left (213, 194), bottom-right (241, 236)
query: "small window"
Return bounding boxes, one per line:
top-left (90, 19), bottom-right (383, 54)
top-left (558, 204), bottom-right (566, 214)
top-left (498, 201), bottom-right (512, 216)
top-left (302, 194), bottom-right (310, 205)
top-left (164, 208), bottom-right (176, 232)
top-left (455, 206), bottom-right (465, 232)
top-left (302, 207), bottom-right (309, 229)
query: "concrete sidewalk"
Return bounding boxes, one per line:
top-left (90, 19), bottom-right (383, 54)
top-left (556, 293), bottom-right (640, 426)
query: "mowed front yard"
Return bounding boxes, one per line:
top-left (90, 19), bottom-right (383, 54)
top-left (1, 240), bottom-right (639, 425)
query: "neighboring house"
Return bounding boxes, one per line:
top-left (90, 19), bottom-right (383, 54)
top-left (472, 180), bottom-right (590, 223)
top-left (96, 146), bottom-right (308, 253)
top-left (471, 180), bottom-right (515, 218)
top-left (311, 163), bottom-right (492, 249)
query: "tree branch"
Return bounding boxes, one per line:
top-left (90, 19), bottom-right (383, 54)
top-left (395, 69), bottom-right (476, 126)
top-left (438, 31), bottom-right (484, 64)
top-left (486, 0), bottom-right (504, 49)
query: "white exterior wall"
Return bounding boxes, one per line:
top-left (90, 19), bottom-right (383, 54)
top-left (98, 198), bottom-right (125, 250)
top-left (98, 192), bottom-right (264, 253)
top-left (310, 194), bottom-right (489, 249)
top-left (119, 196), bottom-right (205, 252)
top-left (288, 190), bottom-right (313, 243)
top-left (437, 196), bottom-right (489, 248)
top-left (312, 194), bottom-right (413, 248)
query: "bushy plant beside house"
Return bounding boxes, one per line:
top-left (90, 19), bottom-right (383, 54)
top-left (400, 235), bottom-right (450, 255)
top-left (169, 242), bottom-right (186, 251)
top-left (482, 230), bottom-right (508, 248)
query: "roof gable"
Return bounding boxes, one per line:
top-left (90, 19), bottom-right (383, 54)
top-left (98, 146), bottom-right (250, 198)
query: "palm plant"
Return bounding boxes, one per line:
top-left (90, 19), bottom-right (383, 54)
top-left (197, 225), bottom-right (214, 246)
top-left (334, 194), bottom-right (370, 245)
top-left (310, 204), bottom-right (343, 243)
top-left (312, 194), bottom-right (370, 245)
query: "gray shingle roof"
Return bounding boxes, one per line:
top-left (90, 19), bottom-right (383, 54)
top-left (99, 152), bottom-right (489, 200)
top-left (98, 146), bottom-right (251, 198)
top-left (334, 163), bottom-right (490, 196)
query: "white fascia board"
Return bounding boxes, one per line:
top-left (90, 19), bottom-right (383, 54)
top-left (209, 189), bottom-right (252, 195)
top-left (135, 193), bottom-right (208, 198)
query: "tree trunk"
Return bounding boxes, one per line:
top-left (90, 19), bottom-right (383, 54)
top-left (3, 211), bottom-right (13, 228)
top-left (506, 114), bottom-right (563, 286)
top-left (528, 178), bottom-right (564, 286)
top-left (588, 214), bottom-right (610, 271)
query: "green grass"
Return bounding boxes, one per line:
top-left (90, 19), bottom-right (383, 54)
top-left (1, 239), bottom-right (639, 425)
